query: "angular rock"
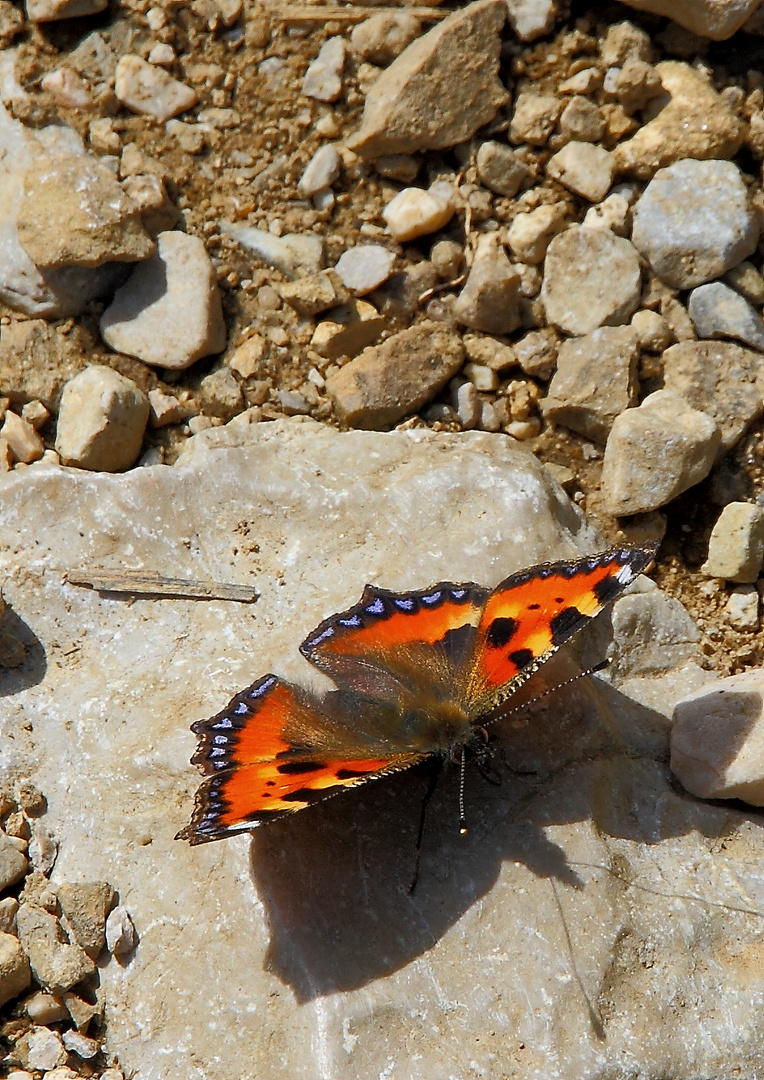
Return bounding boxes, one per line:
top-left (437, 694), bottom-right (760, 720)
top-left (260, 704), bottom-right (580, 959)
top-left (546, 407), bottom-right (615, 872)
top-left (476, 141), bottom-right (532, 198)
top-left (724, 586), bottom-right (760, 630)
top-left (3, 417), bottom-right (764, 1079)
top-left (16, 1026), bottom-right (67, 1071)
top-left (558, 96), bottom-right (606, 143)
top-left (0, 106), bottom-right (126, 318)
top-left (671, 670), bottom-right (764, 809)
top-left (541, 325), bottom-right (639, 443)
top-left (115, 56), bottom-right (198, 122)
top-left (302, 37), bottom-right (346, 102)
top-left (541, 225), bottom-right (641, 335)
top-left (382, 183), bottom-right (455, 242)
top-left (618, 0), bottom-right (761, 40)
top-left (631, 160), bottom-right (758, 289)
top-left (701, 502), bottom-right (764, 582)
top-left (601, 389), bottom-right (720, 515)
top-left (351, 12), bottom-right (422, 65)
top-left (724, 261), bottom-right (764, 306)
top-left (662, 340), bottom-right (764, 453)
top-left (63, 1028), bottom-right (100, 1058)
top-left (15, 904), bottom-right (96, 994)
top-left (687, 281), bottom-right (764, 351)
top-left (452, 233), bottom-right (521, 334)
top-left (55, 366), bottom-right (149, 472)
top-left (0, 411), bottom-right (44, 465)
top-left (0, 931), bottom-right (30, 1007)
top-left (221, 222), bottom-right (324, 278)
top-left (100, 232), bottom-right (226, 369)
top-left (615, 62), bottom-right (745, 177)
top-left (105, 905), bottom-right (138, 957)
top-left (279, 270), bottom-right (349, 316)
top-left (326, 321), bottom-right (464, 427)
top-left (347, 0), bottom-right (508, 157)
top-left (509, 92), bottom-right (563, 145)
top-left (546, 141), bottom-right (615, 203)
top-left (334, 245), bottom-right (396, 295)
top-left (17, 154), bottom-right (154, 270)
top-left (505, 0), bottom-right (557, 40)
top-left (608, 589), bottom-right (702, 680)
top-left (311, 300), bottom-right (387, 360)
top-left (57, 882), bottom-right (115, 959)
top-left (506, 203), bottom-right (567, 264)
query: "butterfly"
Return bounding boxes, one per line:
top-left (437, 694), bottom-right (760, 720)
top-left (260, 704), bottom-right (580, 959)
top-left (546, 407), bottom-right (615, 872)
top-left (177, 542), bottom-right (658, 846)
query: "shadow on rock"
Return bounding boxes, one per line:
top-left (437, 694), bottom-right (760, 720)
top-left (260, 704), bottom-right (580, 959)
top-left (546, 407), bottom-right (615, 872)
top-left (247, 650), bottom-right (748, 1003)
top-left (0, 605), bottom-right (47, 696)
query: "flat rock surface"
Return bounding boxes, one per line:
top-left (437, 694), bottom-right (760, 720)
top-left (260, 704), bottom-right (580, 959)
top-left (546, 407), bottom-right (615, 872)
top-left (2, 422), bottom-right (764, 1080)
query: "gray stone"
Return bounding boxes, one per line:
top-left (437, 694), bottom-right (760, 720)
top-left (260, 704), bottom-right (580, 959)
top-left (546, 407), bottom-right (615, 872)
top-left (541, 226), bottom-right (641, 335)
top-left (114, 56), bottom-right (197, 121)
top-left (601, 389), bottom-right (720, 515)
top-left (334, 245), bottom-right (396, 295)
top-left (475, 141), bottom-right (532, 197)
top-left (326, 321), bottom-right (464, 427)
top-left (608, 588), bottom-right (702, 680)
top-left (452, 234), bottom-right (521, 334)
top-left (662, 340), bottom-right (764, 453)
top-left (631, 159), bottom-right (758, 288)
top-left (55, 366), bottom-right (149, 473)
top-left (541, 325), bottom-right (639, 443)
top-left (100, 232), bottom-right (226, 370)
top-left (723, 261), bottom-right (764, 305)
top-left (221, 222), bottom-right (324, 278)
top-left (687, 281), bottom-right (764, 351)
top-left (15, 904), bottom-right (96, 994)
top-left (671, 670), bottom-right (764, 811)
top-left (302, 37), bottom-right (346, 102)
top-left (57, 881), bottom-right (115, 959)
top-left (701, 502), bottom-right (764, 582)
top-left (105, 905), bottom-right (137, 957)
top-left (0, 930), bottom-right (30, 1007)
top-left (15, 1026), bottom-right (67, 1071)
top-left (347, 0), bottom-right (508, 157)
top-left (4, 420), bottom-right (764, 1079)
top-left (724, 586), bottom-right (760, 630)
top-left (546, 142), bottom-right (615, 203)
top-left (297, 144), bottom-right (341, 197)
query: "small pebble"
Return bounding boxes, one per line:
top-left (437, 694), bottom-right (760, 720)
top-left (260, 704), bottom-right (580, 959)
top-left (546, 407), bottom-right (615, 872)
top-left (630, 308), bottom-right (672, 352)
top-left (724, 261), bottom-right (764, 306)
top-left (476, 141), bottom-right (531, 198)
top-left (55, 366), bottom-right (149, 472)
top-left (455, 381), bottom-right (480, 429)
top-left (351, 12), bottom-right (421, 65)
top-left (302, 37), bottom-right (346, 102)
top-left (382, 183), bottom-right (455, 242)
top-left (105, 905), bottom-right (138, 957)
top-left (19, 1027), bottom-right (67, 1071)
top-left (221, 222), bottom-right (324, 278)
top-left (546, 141), bottom-right (615, 203)
top-left (687, 282), bottom-right (764, 352)
top-left (334, 245), bottom-right (396, 295)
top-left (582, 192), bottom-right (631, 235)
top-left (701, 502), bottom-right (764, 582)
top-left (509, 92), bottom-right (562, 146)
top-left (297, 144), bottom-right (341, 197)
top-left (40, 67), bottom-right (93, 109)
top-left (453, 233), bottom-right (521, 335)
top-left (0, 411), bottom-right (44, 465)
top-left (724, 586), bottom-right (760, 630)
top-left (25, 990), bottom-right (68, 1024)
top-left (62, 1028), bottom-right (100, 1059)
top-left (115, 55), bottom-right (198, 121)
top-left (506, 204), bottom-right (566, 264)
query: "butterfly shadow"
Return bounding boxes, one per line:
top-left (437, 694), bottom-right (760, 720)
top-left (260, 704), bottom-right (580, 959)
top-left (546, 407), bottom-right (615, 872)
top-left (246, 651), bottom-right (742, 1003)
top-left (0, 605), bottom-right (47, 696)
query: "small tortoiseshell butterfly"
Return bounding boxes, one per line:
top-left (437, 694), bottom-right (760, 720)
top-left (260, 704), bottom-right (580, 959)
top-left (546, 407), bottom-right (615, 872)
top-left (177, 543), bottom-right (657, 845)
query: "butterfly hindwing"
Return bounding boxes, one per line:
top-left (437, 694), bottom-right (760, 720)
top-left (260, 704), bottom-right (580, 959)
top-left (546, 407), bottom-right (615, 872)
top-left (177, 674), bottom-right (425, 844)
top-left (465, 543), bottom-right (659, 716)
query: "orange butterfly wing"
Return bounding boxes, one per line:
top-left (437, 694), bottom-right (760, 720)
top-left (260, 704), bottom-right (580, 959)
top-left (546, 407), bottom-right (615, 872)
top-left (465, 543), bottom-right (658, 716)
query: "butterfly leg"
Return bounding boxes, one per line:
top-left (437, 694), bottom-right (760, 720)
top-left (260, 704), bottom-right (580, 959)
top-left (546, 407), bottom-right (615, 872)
top-left (408, 759), bottom-right (443, 896)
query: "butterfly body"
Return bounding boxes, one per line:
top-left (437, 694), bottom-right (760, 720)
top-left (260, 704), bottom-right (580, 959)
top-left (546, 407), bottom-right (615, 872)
top-left (178, 543), bottom-right (658, 846)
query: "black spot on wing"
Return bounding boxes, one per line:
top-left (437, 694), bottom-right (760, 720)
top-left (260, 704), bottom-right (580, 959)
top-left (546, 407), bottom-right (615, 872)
top-left (486, 616), bottom-right (519, 649)
top-left (509, 648), bottom-right (534, 670)
top-left (549, 606), bottom-right (585, 645)
top-left (593, 574), bottom-right (624, 605)
top-left (336, 767), bottom-right (372, 779)
top-left (281, 786), bottom-right (327, 804)
top-left (276, 760), bottom-right (328, 775)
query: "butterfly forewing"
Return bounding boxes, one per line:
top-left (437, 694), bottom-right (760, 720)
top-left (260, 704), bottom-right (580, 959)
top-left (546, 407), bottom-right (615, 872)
top-left (464, 543), bottom-right (658, 717)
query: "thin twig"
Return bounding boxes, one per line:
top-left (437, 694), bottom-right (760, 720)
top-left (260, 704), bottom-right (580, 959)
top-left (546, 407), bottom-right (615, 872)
top-left (66, 570), bottom-right (259, 603)
top-left (276, 4), bottom-right (447, 20)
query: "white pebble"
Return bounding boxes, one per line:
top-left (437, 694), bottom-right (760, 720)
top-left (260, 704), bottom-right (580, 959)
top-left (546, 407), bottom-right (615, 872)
top-left (334, 245), bottom-right (395, 294)
top-left (115, 55), bottom-right (198, 122)
top-left (298, 144), bottom-right (341, 196)
top-left (382, 183), bottom-right (455, 242)
top-left (302, 37), bottom-right (346, 102)
top-left (105, 905), bottom-right (137, 957)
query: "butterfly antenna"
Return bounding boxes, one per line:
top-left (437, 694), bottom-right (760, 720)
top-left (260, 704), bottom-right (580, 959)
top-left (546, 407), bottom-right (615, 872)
top-left (485, 658), bottom-right (611, 730)
top-left (459, 745), bottom-right (468, 835)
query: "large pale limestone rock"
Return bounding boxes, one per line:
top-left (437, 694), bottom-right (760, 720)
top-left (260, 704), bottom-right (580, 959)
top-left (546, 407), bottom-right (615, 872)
top-left (1, 420), bottom-right (762, 1079)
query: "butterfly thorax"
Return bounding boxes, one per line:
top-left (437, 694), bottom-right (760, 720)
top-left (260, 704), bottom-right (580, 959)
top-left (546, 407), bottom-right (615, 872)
top-left (400, 698), bottom-right (474, 755)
